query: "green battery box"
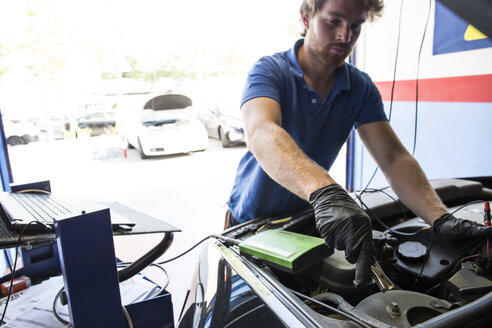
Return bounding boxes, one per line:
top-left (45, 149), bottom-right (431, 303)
top-left (238, 229), bottom-right (333, 274)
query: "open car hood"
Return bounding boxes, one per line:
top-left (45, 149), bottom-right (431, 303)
top-left (178, 178), bottom-right (492, 328)
top-left (143, 94), bottom-right (192, 110)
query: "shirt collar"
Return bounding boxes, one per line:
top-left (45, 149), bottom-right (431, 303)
top-left (287, 39), bottom-right (305, 79)
top-left (287, 38), bottom-right (351, 92)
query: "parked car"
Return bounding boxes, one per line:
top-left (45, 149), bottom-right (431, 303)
top-left (197, 98), bottom-right (245, 147)
top-left (75, 111), bottom-right (117, 137)
top-left (124, 94), bottom-right (208, 159)
top-left (178, 178), bottom-right (492, 327)
top-left (30, 114), bottom-right (70, 140)
top-left (2, 116), bottom-right (40, 146)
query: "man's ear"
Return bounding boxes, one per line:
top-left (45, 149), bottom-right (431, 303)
top-left (300, 10), bottom-right (311, 30)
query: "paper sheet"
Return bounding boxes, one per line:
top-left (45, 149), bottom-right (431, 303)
top-left (1, 274), bottom-right (160, 327)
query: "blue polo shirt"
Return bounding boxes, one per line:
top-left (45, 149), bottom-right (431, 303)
top-left (228, 39), bottom-right (387, 222)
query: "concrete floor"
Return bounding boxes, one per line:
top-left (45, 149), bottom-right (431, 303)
top-left (7, 134), bottom-right (345, 325)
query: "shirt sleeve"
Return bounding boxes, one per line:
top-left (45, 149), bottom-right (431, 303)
top-left (241, 56), bottom-right (283, 107)
top-left (354, 74), bottom-right (388, 128)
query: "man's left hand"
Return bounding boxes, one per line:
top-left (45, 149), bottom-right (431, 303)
top-left (433, 214), bottom-right (492, 254)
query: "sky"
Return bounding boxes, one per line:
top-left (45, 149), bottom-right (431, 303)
top-left (0, 0), bottom-right (302, 119)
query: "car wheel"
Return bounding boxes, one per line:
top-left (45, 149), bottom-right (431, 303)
top-left (219, 127), bottom-right (233, 147)
top-left (7, 136), bottom-right (25, 146)
top-left (127, 140), bottom-right (135, 149)
top-left (138, 138), bottom-right (148, 159)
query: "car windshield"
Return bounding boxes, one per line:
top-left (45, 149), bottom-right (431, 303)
top-left (140, 109), bottom-right (191, 126)
top-left (79, 112), bottom-right (115, 121)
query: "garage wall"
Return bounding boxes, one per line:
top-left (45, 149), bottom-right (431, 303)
top-left (351, 0), bottom-right (492, 190)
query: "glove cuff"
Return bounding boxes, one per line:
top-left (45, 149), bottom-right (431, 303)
top-left (309, 183), bottom-right (343, 204)
top-left (433, 213), bottom-right (455, 229)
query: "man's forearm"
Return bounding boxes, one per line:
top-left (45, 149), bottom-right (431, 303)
top-left (381, 154), bottom-right (448, 224)
top-left (247, 121), bottom-right (335, 200)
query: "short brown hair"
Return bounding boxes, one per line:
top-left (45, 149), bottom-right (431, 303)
top-left (300, 0), bottom-right (384, 35)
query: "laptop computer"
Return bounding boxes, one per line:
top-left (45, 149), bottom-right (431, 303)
top-left (0, 191), bottom-right (135, 232)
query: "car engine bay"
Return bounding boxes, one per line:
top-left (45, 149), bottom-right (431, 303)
top-left (221, 179), bottom-right (492, 327)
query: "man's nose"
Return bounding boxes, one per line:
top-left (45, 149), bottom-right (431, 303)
top-left (336, 25), bottom-right (352, 43)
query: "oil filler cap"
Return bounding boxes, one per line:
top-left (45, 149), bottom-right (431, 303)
top-left (397, 241), bottom-right (428, 263)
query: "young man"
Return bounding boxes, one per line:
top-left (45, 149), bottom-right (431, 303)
top-left (227, 0), bottom-right (492, 286)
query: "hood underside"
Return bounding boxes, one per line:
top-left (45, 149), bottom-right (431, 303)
top-left (144, 94), bottom-right (192, 110)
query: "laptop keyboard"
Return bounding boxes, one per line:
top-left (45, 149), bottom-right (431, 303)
top-left (11, 193), bottom-right (77, 224)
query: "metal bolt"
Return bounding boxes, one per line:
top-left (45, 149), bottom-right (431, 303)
top-left (387, 302), bottom-right (401, 317)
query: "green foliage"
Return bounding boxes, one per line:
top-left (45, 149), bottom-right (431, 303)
top-left (0, 0), bottom-right (298, 90)
top-left (101, 71), bottom-right (118, 79)
top-left (122, 55), bottom-right (197, 83)
top-left (0, 45), bottom-right (9, 78)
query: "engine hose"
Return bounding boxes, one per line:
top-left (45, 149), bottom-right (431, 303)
top-left (118, 232), bottom-right (174, 283)
top-left (413, 291), bottom-right (492, 328)
top-left (313, 293), bottom-right (395, 328)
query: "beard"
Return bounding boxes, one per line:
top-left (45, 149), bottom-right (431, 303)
top-left (306, 32), bottom-right (352, 67)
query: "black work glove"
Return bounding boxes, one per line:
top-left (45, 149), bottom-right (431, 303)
top-left (433, 213), bottom-right (492, 255)
top-left (309, 183), bottom-right (374, 287)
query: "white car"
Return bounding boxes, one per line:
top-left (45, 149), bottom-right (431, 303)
top-left (2, 116), bottom-right (41, 146)
top-left (125, 94), bottom-right (208, 159)
top-left (197, 98), bottom-right (246, 148)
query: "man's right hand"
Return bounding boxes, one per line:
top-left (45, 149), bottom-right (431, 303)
top-left (309, 184), bottom-right (374, 287)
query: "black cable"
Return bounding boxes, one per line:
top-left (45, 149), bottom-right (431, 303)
top-left (447, 200), bottom-right (485, 217)
top-left (1, 221), bottom-right (47, 326)
top-left (360, 168), bottom-right (379, 198)
top-left (52, 234), bottom-right (217, 325)
top-left (118, 232), bottom-right (173, 283)
top-left (412, 0), bottom-right (432, 156)
top-left (157, 235), bottom-right (214, 265)
top-left (387, 0), bottom-right (404, 122)
top-left (424, 282), bottom-right (441, 296)
top-left (365, 187), bottom-right (409, 219)
top-left (415, 200), bottom-right (485, 285)
top-left (450, 254), bottom-right (481, 274)
top-left (289, 289), bottom-right (371, 328)
top-left (55, 231), bottom-right (175, 316)
top-left (417, 226), bottom-right (434, 282)
top-left (157, 233), bottom-right (242, 265)
top-left (52, 232), bottom-right (175, 324)
top-left (117, 262), bottom-right (170, 296)
top-left (53, 287), bottom-right (134, 328)
top-left (356, 0), bottom-right (404, 196)
top-left (53, 262), bottom-right (170, 325)
top-left (373, 197), bottom-right (484, 239)
top-left (424, 254), bottom-right (481, 295)
top-left (391, 262), bottom-right (413, 287)
top-left (3, 250), bottom-right (12, 274)
top-left (53, 288), bottom-right (69, 326)
top-left (122, 306), bottom-right (133, 328)
top-left (356, 192), bottom-right (425, 236)
top-left (357, 0), bottom-right (429, 194)
top-left (148, 263), bottom-right (170, 295)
